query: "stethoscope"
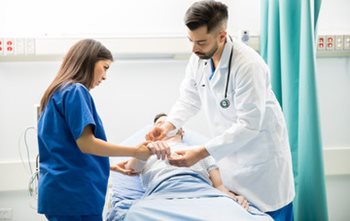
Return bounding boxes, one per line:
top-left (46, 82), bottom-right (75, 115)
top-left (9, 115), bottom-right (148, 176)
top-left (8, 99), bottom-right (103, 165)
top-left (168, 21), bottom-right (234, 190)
top-left (219, 44), bottom-right (234, 109)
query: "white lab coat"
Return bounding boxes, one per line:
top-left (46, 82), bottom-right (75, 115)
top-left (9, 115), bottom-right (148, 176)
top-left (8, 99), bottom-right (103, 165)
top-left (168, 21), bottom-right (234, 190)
top-left (167, 37), bottom-right (295, 212)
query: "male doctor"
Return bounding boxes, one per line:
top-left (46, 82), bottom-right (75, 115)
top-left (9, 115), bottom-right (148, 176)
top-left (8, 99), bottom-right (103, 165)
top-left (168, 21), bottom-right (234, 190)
top-left (147, 1), bottom-right (295, 220)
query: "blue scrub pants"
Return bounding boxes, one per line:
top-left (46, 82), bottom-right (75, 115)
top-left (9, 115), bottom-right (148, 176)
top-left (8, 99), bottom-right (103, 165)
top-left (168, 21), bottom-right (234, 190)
top-left (266, 202), bottom-right (294, 221)
top-left (45, 215), bottom-right (102, 221)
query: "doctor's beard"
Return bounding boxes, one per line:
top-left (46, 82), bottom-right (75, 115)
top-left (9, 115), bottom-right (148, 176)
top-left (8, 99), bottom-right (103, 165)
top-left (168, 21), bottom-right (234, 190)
top-left (195, 44), bottom-right (218, 60)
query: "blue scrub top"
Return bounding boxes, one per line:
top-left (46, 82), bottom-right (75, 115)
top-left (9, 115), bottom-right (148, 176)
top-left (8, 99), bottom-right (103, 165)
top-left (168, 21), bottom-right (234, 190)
top-left (37, 83), bottom-right (110, 216)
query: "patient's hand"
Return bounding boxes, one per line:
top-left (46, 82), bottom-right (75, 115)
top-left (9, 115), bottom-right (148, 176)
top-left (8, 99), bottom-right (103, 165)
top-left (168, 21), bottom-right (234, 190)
top-left (147, 141), bottom-right (171, 160)
top-left (230, 191), bottom-right (249, 210)
top-left (110, 160), bottom-right (139, 176)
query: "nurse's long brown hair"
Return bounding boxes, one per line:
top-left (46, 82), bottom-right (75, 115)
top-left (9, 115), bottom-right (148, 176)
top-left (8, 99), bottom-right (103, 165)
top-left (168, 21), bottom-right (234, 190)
top-left (39, 39), bottom-right (113, 113)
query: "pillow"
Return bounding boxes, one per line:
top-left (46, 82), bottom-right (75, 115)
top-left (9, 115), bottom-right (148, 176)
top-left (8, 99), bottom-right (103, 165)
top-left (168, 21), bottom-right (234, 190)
top-left (109, 124), bottom-right (209, 200)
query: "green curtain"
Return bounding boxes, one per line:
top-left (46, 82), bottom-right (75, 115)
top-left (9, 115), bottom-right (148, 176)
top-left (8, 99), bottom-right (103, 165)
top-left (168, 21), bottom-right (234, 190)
top-left (260, 0), bottom-right (328, 220)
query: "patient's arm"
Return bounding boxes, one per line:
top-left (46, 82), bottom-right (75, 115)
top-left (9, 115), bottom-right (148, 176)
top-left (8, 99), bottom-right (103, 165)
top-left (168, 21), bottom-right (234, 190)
top-left (125, 158), bottom-right (149, 173)
top-left (209, 168), bottom-right (249, 210)
top-left (125, 140), bottom-right (171, 173)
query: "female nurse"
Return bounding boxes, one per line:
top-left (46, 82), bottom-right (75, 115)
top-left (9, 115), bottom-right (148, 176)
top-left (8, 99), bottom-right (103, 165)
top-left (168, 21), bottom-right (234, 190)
top-left (37, 39), bottom-right (151, 221)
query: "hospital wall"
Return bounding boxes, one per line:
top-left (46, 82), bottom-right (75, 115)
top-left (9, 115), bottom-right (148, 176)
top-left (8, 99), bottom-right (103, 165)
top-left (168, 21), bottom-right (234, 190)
top-left (1, 1), bottom-right (350, 221)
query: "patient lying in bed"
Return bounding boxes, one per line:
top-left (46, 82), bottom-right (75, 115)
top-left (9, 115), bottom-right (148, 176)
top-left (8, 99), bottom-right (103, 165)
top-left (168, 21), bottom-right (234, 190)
top-left (107, 113), bottom-right (272, 221)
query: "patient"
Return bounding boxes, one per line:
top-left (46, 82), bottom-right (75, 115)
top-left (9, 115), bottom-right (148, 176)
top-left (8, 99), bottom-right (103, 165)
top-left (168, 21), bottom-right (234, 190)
top-left (109, 113), bottom-right (273, 221)
top-left (114, 113), bottom-right (249, 208)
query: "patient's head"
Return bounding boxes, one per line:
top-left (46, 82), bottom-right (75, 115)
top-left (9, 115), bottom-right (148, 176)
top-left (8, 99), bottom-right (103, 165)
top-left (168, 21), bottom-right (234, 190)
top-left (153, 113), bottom-right (184, 141)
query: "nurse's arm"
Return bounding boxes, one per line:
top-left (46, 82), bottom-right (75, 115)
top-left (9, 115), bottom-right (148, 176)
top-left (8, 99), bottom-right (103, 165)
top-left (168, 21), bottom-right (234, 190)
top-left (76, 125), bottom-right (151, 160)
top-left (209, 168), bottom-right (249, 210)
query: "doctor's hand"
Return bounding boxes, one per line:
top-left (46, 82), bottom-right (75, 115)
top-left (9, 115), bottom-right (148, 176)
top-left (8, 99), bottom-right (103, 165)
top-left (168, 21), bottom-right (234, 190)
top-left (146, 127), bottom-right (166, 141)
top-left (168, 147), bottom-right (209, 167)
top-left (110, 160), bottom-right (138, 176)
top-left (134, 141), bottom-right (152, 161)
top-left (146, 122), bottom-right (175, 141)
top-left (147, 141), bottom-right (171, 160)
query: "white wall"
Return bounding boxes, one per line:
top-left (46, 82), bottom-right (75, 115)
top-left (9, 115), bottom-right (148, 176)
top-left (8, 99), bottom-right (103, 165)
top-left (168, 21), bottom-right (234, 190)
top-left (0, 0), bottom-right (260, 37)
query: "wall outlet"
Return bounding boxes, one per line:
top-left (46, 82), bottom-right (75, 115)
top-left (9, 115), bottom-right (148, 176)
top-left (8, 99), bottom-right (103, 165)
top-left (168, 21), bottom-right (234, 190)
top-left (25, 38), bottom-right (35, 55)
top-left (0, 208), bottom-right (13, 220)
top-left (317, 35), bottom-right (325, 50)
top-left (15, 38), bottom-right (25, 55)
top-left (0, 38), bottom-right (4, 55)
top-left (4, 38), bottom-right (15, 55)
top-left (344, 35), bottom-right (350, 50)
top-left (325, 35), bottom-right (334, 50)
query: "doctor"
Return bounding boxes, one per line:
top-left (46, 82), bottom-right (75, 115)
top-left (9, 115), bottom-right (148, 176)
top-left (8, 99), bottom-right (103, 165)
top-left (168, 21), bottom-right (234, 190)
top-left (147, 1), bottom-right (295, 220)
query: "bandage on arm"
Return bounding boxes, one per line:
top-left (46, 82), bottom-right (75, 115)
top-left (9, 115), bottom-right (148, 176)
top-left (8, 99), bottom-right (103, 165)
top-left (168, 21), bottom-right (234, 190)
top-left (125, 158), bottom-right (148, 173)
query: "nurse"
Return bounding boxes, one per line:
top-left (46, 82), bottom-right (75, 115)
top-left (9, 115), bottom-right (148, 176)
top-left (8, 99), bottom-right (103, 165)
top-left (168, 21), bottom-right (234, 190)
top-left (37, 39), bottom-right (151, 221)
top-left (146, 1), bottom-right (295, 220)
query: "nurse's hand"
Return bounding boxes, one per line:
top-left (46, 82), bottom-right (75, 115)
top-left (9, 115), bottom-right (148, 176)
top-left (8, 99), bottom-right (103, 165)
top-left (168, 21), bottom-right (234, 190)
top-left (147, 141), bottom-right (171, 160)
top-left (110, 160), bottom-right (139, 176)
top-left (134, 142), bottom-right (152, 161)
top-left (168, 147), bottom-right (209, 167)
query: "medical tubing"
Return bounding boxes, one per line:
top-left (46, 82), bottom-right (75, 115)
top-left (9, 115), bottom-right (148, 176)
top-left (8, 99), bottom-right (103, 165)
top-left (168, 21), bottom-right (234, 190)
top-left (18, 126), bottom-right (36, 174)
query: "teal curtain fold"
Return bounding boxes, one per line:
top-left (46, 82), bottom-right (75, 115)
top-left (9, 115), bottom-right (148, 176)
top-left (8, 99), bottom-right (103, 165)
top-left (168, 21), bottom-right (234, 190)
top-left (260, 0), bottom-right (328, 220)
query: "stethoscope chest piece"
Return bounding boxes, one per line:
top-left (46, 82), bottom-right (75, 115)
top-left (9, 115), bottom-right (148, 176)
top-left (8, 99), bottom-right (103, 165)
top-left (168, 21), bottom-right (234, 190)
top-left (220, 98), bottom-right (230, 109)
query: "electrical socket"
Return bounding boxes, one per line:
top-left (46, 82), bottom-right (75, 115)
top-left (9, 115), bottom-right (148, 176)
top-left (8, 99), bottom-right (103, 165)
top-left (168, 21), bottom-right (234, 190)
top-left (325, 35), bottom-right (334, 50)
top-left (4, 38), bottom-right (15, 55)
top-left (15, 38), bottom-right (25, 55)
top-left (317, 35), bottom-right (325, 50)
top-left (25, 38), bottom-right (35, 55)
top-left (0, 208), bottom-right (13, 220)
top-left (344, 35), bottom-right (350, 50)
top-left (0, 38), bottom-right (4, 55)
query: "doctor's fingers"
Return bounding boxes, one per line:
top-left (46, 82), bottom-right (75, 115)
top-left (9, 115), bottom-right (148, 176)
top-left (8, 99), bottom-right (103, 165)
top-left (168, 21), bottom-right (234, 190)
top-left (146, 127), bottom-right (164, 141)
top-left (168, 158), bottom-right (187, 167)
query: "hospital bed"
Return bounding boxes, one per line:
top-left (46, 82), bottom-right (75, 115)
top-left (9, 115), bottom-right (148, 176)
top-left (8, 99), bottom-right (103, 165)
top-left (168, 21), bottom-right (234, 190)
top-left (106, 125), bottom-right (273, 221)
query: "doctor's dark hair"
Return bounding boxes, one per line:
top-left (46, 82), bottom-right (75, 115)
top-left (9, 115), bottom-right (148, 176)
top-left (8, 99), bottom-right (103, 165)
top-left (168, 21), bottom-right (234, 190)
top-left (39, 39), bottom-right (113, 113)
top-left (184, 0), bottom-right (228, 33)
